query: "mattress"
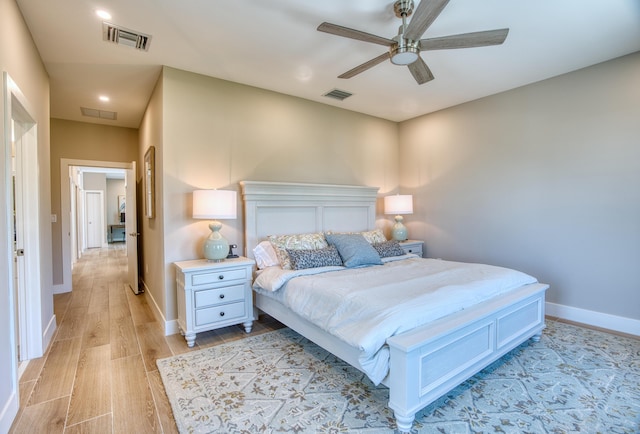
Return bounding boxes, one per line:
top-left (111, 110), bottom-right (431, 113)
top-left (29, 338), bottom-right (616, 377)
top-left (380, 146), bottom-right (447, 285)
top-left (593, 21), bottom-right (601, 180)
top-left (253, 257), bottom-right (538, 384)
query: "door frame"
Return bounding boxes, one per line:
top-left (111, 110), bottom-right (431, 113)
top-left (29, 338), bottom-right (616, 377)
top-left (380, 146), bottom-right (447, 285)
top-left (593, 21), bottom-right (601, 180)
top-left (2, 72), bottom-right (42, 431)
top-left (57, 159), bottom-right (134, 293)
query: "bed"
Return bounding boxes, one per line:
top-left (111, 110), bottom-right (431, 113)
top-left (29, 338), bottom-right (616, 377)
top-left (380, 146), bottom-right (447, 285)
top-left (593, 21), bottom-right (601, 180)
top-left (240, 180), bottom-right (548, 433)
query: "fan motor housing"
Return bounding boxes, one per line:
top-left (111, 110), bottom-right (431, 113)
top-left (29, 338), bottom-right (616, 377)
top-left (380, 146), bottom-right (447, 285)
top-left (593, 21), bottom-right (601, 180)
top-left (394, 0), bottom-right (414, 18)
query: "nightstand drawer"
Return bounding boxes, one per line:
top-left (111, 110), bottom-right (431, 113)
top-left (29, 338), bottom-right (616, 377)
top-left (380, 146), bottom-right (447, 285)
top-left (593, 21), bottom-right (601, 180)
top-left (194, 284), bottom-right (246, 308)
top-left (195, 301), bottom-right (246, 326)
top-left (399, 240), bottom-right (424, 257)
top-left (191, 268), bottom-right (248, 286)
top-left (403, 245), bottom-right (422, 256)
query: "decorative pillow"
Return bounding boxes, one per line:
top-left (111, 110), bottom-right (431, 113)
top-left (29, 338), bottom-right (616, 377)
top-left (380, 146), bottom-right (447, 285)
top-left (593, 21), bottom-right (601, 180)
top-left (252, 240), bottom-right (280, 269)
top-left (372, 240), bottom-right (406, 258)
top-left (268, 232), bottom-right (328, 270)
top-left (286, 246), bottom-right (343, 270)
top-left (360, 229), bottom-right (387, 244)
top-left (325, 228), bottom-right (387, 244)
top-left (325, 233), bottom-right (382, 268)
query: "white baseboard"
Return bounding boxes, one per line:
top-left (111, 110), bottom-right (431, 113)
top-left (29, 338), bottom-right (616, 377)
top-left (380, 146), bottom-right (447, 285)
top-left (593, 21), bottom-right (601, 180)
top-left (42, 314), bottom-right (57, 354)
top-left (0, 390), bottom-right (18, 434)
top-left (141, 279), bottom-right (180, 336)
top-left (165, 319), bottom-right (180, 336)
top-left (546, 302), bottom-right (640, 336)
top-left (52, 283), bottom-right (71, 294)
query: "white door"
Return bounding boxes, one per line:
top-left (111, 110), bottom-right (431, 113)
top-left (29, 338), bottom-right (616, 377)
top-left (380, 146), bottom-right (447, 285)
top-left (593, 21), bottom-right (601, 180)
top-left (11, 120), bottom-right (27, 363)
top-left (125, 163), bottom-right (139, 294)
top-left (85, 191), bottom-right (103, 248)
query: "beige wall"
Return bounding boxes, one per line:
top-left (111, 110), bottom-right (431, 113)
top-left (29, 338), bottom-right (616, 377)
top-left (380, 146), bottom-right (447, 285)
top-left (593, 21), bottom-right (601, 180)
top-left (142, 66), bottom-right (400, 322)
top-left (139, 75), bottom-right (165, 317)
top-left (399, 52), bottom-right (640, 321)
top-left (0, 0), bottom-right (51, 427)
top-left (50, 118), bottom-right (138, 285)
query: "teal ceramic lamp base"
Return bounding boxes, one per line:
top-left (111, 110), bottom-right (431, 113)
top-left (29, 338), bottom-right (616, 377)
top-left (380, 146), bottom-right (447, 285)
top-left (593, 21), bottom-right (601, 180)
top-left (203, 221), bottom-right (229, 262)
top-left (391, 215), bottom-right (408, 241)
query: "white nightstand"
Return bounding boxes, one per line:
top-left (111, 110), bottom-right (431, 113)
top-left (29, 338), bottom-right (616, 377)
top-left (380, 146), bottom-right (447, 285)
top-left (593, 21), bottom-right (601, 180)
top-left (175, 257), bottom-right (255, 347)
top-left (398, 240), bottom-right (424, 257)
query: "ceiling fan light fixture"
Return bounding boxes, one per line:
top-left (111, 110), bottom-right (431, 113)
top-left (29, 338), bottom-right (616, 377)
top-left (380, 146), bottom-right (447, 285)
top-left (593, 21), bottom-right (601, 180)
top-left (391, 45), bottom-right (419, 65)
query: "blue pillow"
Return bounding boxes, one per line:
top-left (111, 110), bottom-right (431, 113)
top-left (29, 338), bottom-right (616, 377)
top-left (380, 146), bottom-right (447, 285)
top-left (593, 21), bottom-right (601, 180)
top-left (325, 233), bottom-right (382, 268)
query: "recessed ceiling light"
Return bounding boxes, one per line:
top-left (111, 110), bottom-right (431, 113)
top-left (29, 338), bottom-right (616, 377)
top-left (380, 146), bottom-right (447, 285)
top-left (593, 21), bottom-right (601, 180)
top-left (96, 10), bottom-right (111, 20)
top-left (99, 95), bottom-right (109, 102)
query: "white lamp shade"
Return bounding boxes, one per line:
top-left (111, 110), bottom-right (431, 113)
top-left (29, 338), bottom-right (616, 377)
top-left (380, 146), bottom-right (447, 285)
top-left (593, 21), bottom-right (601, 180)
top-left (384, 194), bottom-right (413, 215)
top-left (193, 189), bottom-right (237, 220)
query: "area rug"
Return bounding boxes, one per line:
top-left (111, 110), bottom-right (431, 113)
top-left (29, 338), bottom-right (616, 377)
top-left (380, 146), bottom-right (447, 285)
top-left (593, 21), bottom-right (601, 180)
top-left (157, 320), bottom-right (640, 433)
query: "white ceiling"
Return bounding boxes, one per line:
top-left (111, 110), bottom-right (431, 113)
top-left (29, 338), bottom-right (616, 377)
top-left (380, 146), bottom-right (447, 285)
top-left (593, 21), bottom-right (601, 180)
top-left (16, 0), bottom-right (640, 128)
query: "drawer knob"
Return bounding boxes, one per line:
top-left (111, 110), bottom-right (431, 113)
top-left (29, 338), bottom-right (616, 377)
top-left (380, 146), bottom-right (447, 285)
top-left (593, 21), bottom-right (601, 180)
top-left (218, 275), bottom-right (224, 280)
top-left (219, 294), bottom-right (225, 299)
top-left (219, 311), bottom-right (225, 317)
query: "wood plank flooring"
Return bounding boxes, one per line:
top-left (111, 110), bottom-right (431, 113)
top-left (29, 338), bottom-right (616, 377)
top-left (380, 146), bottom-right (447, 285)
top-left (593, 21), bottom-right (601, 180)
top-left (10, 244), bottom-right (284, 433)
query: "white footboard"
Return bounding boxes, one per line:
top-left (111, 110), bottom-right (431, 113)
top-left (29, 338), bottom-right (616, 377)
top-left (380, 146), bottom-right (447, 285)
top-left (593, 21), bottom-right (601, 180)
top-left (386, 283), bottom-right (547, 432)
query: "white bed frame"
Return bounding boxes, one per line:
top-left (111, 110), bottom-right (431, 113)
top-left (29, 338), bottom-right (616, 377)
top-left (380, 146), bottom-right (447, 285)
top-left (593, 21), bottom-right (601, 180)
top-left (240, 181), bottom-right (548, 432)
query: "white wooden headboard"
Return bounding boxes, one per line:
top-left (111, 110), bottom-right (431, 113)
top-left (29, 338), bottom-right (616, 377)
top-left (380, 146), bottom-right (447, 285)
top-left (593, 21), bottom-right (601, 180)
top-left (240, 181), bottom-right (379, 259)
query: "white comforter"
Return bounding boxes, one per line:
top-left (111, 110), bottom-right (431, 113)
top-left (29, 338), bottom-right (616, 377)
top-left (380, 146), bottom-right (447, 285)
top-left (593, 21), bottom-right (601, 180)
top-left (253, 257), bottom-right (537, 384)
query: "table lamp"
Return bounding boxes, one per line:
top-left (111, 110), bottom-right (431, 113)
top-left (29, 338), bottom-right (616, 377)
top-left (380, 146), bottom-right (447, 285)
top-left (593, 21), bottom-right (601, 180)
top-left (193, 189), bottom-right (237, 261)
top-left (384, 194), bottom-right (413, 241)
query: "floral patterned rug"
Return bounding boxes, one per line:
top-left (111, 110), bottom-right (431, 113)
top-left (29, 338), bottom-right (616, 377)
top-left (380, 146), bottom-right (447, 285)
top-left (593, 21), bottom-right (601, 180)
top-left (157, 320), bottom-right (640, 433)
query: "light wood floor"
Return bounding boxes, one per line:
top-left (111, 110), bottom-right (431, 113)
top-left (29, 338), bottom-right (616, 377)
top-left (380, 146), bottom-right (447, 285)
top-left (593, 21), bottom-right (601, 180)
top-left (10, 244), bottom-right (284, 433)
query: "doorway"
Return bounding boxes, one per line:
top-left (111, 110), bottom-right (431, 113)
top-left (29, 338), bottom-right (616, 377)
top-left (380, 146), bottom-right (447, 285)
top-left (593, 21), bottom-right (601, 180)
top-left (59, 159), bottom-right (139, 295)
top-left (2, 72), bottom-right (44, 431)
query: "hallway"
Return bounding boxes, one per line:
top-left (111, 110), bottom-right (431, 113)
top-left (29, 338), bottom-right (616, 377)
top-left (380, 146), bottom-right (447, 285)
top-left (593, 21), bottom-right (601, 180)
top-left (10, 245), bottom-right (282, 433)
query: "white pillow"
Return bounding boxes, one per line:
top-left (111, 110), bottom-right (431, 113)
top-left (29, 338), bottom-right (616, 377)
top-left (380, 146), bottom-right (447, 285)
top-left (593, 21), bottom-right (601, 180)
top-left (253, 240), bottom-right (280, 269)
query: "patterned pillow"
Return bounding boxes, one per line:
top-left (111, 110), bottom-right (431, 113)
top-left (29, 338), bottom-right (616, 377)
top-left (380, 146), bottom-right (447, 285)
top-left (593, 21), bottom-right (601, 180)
top-left (325, 233), bottom-right (382, 268)
top-left (325, 228), bottom-right (387, 244)
top-left (267, 232), bottom-right (328, 270)
top-left (286, 246), bottom-right (343, 270)
top-left (361, 229), bottom-right (387, 244)
top-left (372, 240), bottom-right (406, 258)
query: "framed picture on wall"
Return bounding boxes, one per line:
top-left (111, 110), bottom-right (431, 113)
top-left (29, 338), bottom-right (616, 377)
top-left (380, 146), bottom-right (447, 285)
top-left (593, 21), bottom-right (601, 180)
top-left (144, 146), bottom-right (155, 218)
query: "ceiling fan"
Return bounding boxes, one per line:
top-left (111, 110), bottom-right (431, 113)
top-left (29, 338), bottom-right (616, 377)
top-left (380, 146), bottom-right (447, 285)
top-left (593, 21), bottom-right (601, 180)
top-left (317, 0), bottom-right (509, 84)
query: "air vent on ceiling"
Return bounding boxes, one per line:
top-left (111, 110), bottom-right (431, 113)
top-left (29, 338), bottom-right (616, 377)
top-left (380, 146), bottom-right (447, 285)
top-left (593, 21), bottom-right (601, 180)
top-left (81, 107), bottom-right (118, 120)
top-left (323, 89), bottom-right (353, 101)
top-left (102, 22), bottom-right (151, 51)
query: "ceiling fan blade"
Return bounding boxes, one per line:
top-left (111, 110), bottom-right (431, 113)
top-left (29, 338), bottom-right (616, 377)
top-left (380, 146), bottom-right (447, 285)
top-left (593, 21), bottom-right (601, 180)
top-left (420, 28), bottom-right (509, 50)
top-left (318, 22), bottom-right (393, 47)
top-left (407, 57), bottom-right (434, 84)
top-left (338, 52), bottom-right (390, 79)
top-left (405, 0), bottom-right (450, 41)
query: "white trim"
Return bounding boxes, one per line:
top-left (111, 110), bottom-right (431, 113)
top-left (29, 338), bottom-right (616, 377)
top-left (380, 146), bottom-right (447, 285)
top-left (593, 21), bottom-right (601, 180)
top-left (52, 284), bottom-right (71, 294)
top-left (2, 71), bottom-right (41, 434)
top-left (43, 314), bottom-right (57, 348)
top-left (0, 391), bottom-right (18, 434)
top-left (141, 278), bottom-right (179, 336)
top-left (546, 302), bottom-right (640, 336)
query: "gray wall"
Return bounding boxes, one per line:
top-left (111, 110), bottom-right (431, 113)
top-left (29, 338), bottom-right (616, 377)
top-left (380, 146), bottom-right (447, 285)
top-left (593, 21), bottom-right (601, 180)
top-left (400, 52), bottom-right (640, 322)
